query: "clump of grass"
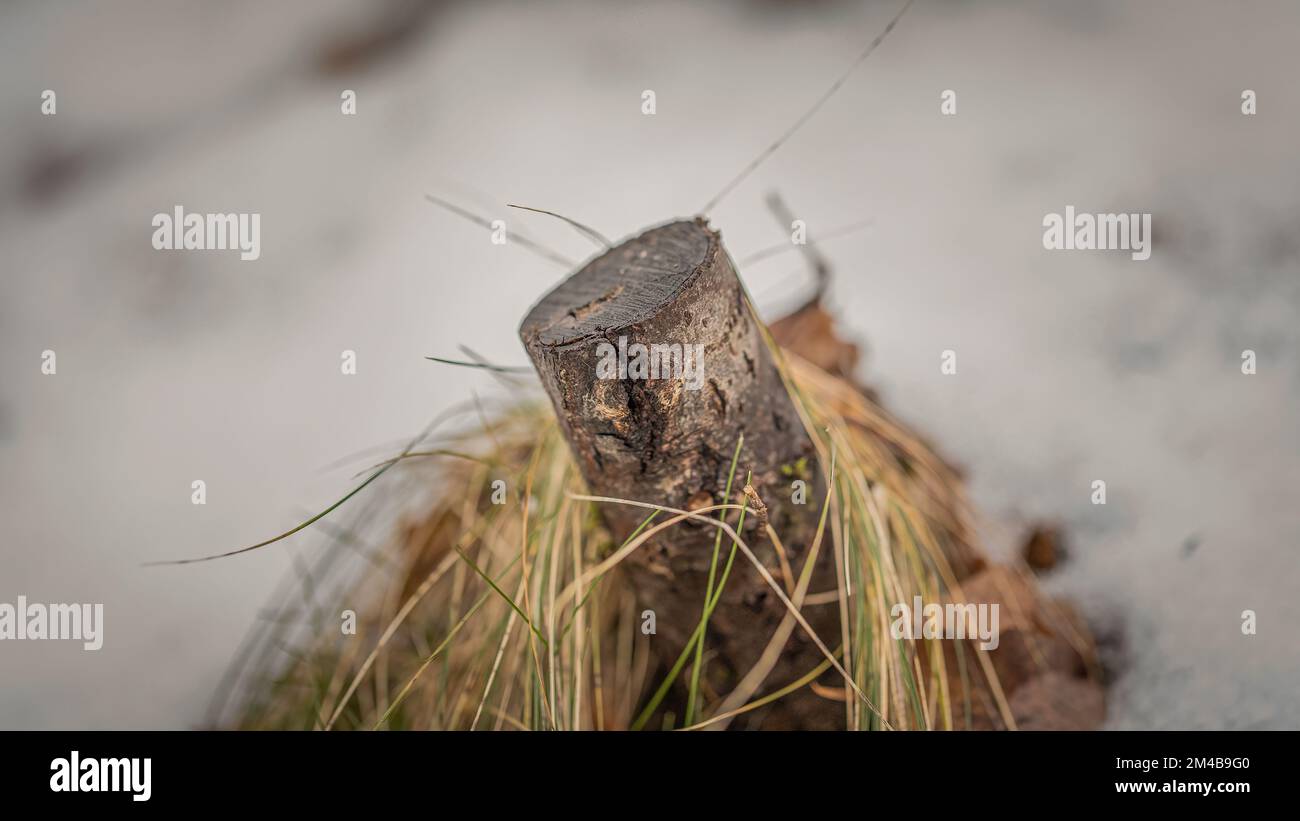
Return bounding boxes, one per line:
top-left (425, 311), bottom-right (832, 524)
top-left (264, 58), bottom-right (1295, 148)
top-left (227, 326), bottom-right (1010, 731)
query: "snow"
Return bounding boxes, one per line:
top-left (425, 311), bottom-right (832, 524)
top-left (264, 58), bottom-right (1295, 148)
top-left (1, 0), bottom-right (1296, 729)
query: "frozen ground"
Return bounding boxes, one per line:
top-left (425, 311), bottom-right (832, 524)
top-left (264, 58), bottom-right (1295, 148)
top-left (1, 0), bottom-right (1297, 729)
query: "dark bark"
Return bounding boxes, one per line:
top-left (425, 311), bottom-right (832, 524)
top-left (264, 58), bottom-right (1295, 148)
top-left (520, 218), bottom-right (841, 728)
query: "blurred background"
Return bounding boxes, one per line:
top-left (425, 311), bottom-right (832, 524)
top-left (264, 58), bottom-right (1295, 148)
top-left (1, 0), bottom-right (1297, 729)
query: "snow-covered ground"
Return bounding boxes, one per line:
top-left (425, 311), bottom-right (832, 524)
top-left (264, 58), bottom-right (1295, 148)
top-left (1, 0), bottom-right (1296, 729)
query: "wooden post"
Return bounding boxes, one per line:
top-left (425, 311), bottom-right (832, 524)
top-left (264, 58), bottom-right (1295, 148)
top-left (520, 218), bottom-right (841, 728)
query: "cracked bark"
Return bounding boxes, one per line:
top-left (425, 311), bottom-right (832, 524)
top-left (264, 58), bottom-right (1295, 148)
top-left (519, 218), bottom-right (842, 728)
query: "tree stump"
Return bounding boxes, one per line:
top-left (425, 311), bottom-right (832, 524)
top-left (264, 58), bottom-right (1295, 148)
top-left (519, 218), bottom-right (842, 728)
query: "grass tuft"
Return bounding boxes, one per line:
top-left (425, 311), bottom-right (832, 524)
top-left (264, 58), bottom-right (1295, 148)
top-left (230, 330), bottom-right (1004, 731)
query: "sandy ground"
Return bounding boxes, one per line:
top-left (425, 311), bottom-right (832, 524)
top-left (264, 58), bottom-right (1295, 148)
top-left (1, 0), bottom-right (1297, 729)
